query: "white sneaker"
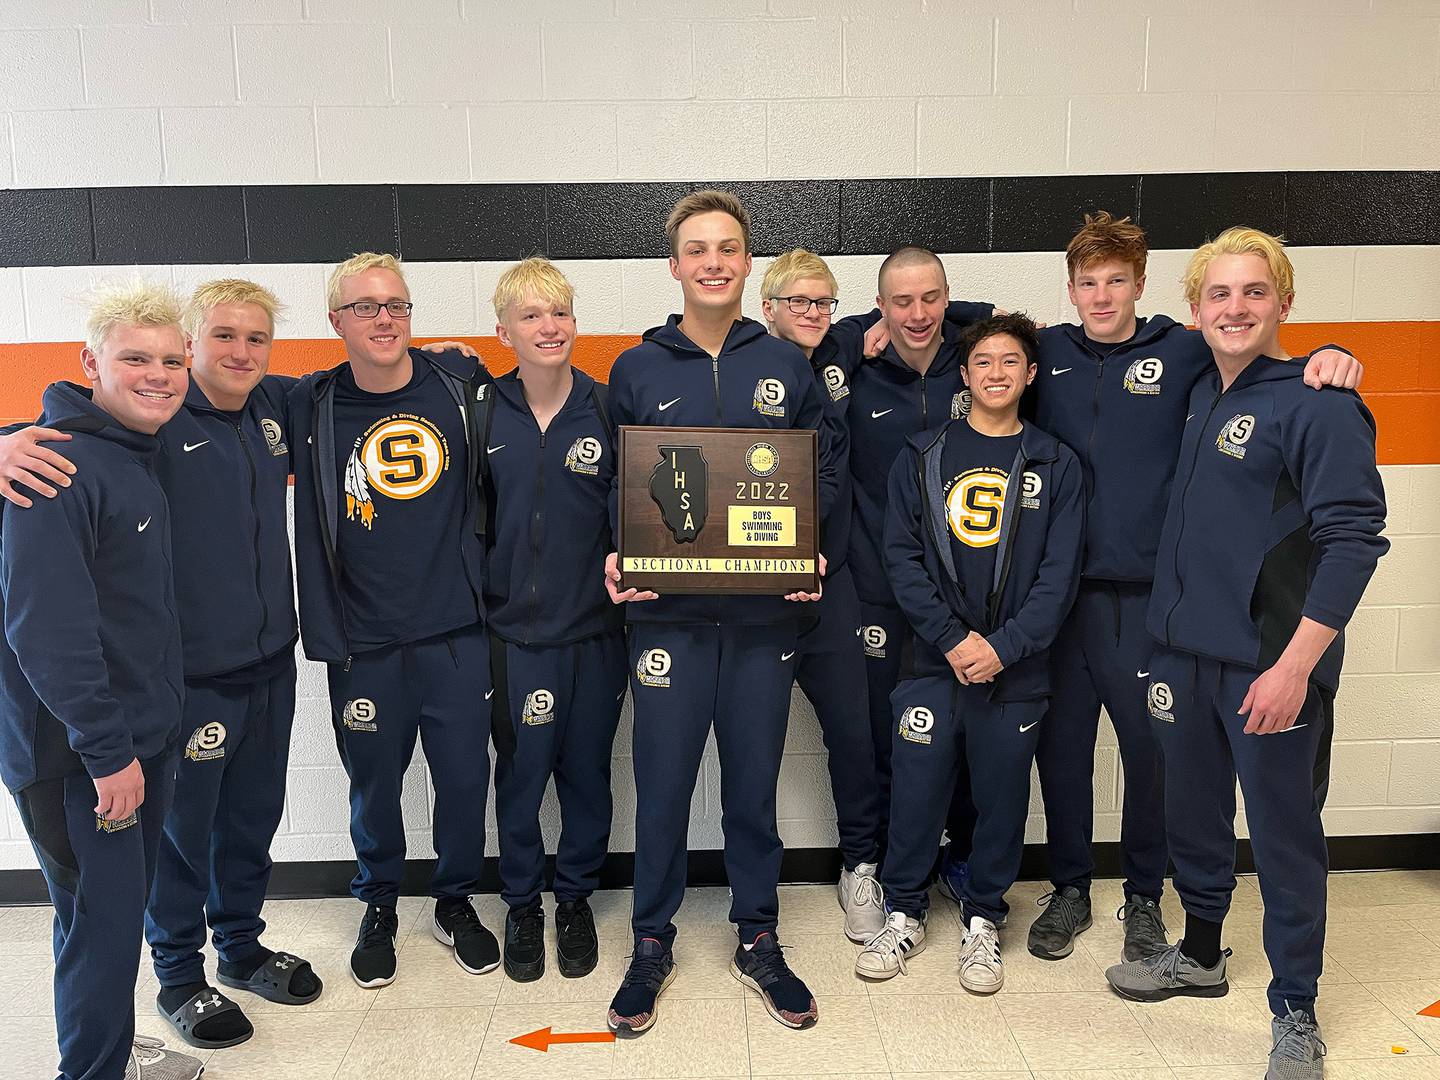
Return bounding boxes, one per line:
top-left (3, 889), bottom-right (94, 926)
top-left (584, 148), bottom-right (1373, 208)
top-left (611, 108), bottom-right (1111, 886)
top-left (855, 910), bottom-right (925, 980)
top-left (125, 1035), bottom-right (204, 1080)
top-left (959, 915), bottom-right (1004, 994)
top-left (838, 862), bottom-right (887, 943)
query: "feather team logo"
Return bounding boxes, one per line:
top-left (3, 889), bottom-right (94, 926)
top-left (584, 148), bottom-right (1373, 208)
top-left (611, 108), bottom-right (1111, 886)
top-left (564, 436), bottom-right (604, 476)
top-left (1123, 356), bottom-right (1164, 396)
top-left (185, 722), bottom-right (226, 762)
top-left (261, 417), bottom-right (288, 455)
top-left (636, 648), bottom-right (672, 688)
top-left (344, 414), bottom-right (450, 529)
top-left (951, 390), bottom-right (971, 419)
top-left (1147, 681), bottom-right (1176, 723)
top-left (342, 697), bottom-right (378, 732)
top-left (1216, 413), bottom-right (1256, 460)
top-left (522, 688), bottom-right (556, 726)
top-left (752, 378), bottom-right (787, 418)
top-left (821, 364), bottom-right (849, 401)
top-left (945, 468), bottom-right (1009, 548)
top-left (860, 625), bottom-right (887, 659)
top-left (899, 705), bottom-right (936, 745)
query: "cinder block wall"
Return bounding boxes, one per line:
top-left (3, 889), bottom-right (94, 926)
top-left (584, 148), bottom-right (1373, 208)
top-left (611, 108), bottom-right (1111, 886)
top-left (0, 0), bottom-right (1436, 870)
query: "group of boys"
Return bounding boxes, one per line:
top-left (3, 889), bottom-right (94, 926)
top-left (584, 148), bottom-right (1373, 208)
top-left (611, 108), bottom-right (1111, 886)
top-left (0, 188), bottom-right (1386, 1080)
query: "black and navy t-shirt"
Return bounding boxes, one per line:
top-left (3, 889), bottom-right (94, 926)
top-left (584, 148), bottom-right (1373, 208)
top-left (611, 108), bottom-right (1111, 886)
top-left (941, 419), bottom-right (1023, 611)
top-left (333, 361), bottom-right (480, 649)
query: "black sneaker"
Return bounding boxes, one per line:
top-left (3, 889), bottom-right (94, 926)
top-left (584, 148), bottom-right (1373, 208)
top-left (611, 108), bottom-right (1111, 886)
top-left (556, 898), bottom-right (599, 978)
top-left (1118, 895), bottom-right (1170, 963)
top-left (608, 938), bottom-right (675, 1037)
top-left (350, 903), bottom-right (399, 988)
top-left (433, 896), bottom-right (500, 975)
top-left (731, 932), bottom-right (818, 1029)
top-left (1027, 886), bottom-right (1093, 960)
top-left (504, 903), bottom-right (546, 982)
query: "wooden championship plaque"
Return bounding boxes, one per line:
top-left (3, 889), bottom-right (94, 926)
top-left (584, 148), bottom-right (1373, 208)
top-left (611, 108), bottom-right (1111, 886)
top-left (617, 426), bottom-right (819, 596)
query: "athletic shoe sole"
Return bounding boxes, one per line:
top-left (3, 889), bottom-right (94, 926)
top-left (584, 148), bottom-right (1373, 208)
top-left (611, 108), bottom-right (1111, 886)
top-left (557, 945), bottom-right (598, 978)
top-left (854, 936), bottom-right (927, 980)
top-left (1027, 912), bottom-right (1093, 961)
top-left (730, 963), bottom-right (819, 1029)
top-left (349, 963), bottom-right (396, 989)
top-left (607, 965), bottom-right (677, 1038)
top-left (1106, 978), bottom-right (1229, 1003)
top-left (432, 917), bottom-right (501, 976)
top-left (959, 966), bottom-right (1004, 994)
top-left (843, 920), bottom-right (886, 945)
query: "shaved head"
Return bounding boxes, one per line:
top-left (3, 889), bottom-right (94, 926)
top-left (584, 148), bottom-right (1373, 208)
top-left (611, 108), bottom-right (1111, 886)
top-left (878, 245), bottom-right (947, 296)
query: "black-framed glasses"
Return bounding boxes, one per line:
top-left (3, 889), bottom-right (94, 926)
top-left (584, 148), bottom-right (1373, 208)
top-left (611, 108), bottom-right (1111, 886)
top-left (337, 300), bottom-right (414, 319)
top-left (772, 295), bottom-right (839, 316)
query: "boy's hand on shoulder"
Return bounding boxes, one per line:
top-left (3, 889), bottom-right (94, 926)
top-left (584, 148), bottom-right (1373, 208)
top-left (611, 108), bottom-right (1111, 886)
top-left (1302, 347), bottom-right (1362, 390)
top-left (0, 427), bottom-right (76, 508)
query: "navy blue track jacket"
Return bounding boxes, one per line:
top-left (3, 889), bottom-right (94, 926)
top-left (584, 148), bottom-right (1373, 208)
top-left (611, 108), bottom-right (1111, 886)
top-left (288, 348), bottom-right (492, 663)
top-left (0, 383), bottom-right (184, 793)
top-left (483, 368), bottom-right (622, 645)
top-left (1147, 356), bottom-right (1388, 692)
top-left (607, 315), bottom-right (842, 625)
top-left (156, 375), bottom-right (298, 678)
top-left (884, 419), bottom-right (1085, 702)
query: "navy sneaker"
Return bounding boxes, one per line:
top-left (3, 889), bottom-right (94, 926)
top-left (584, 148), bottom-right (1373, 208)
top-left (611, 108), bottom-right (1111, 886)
top-left (936, 850), bottom-right (970, 905)
top-left (608, 938), bottom-right (676, 1037)
top-left (731, 932), bottom-right (818, 1029)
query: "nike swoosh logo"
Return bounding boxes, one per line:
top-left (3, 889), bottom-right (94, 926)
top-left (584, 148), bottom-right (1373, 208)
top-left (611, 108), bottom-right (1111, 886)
top-left (1186, 414), bottom-right (1195, 422)
top-left (871, 409), bottom-right (893, 419)
top-left (484, 689), bottom-right (494, 700)
top-left (487, 445), bottom-right (505, 454)
top-left (137, 518), bottom-right (152, 532)
top-left (781, 651), bottom-right (795, 662)
top-left (183, 440), bottom-right (209, 453)
top-left (1019, 721), bottom-right (1040, 733)
top-left (1050, 367), bottom-right (1072, 376)
top-left (1137, 670), bottom-right (1150, 678)
top-left (658, 397), bottom-right (682, 411)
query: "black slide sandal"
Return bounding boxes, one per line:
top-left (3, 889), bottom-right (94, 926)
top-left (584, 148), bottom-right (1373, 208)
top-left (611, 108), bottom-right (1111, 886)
top-left (216, 951), bottom-right (323, 1005)
top-left (157, 986), bottom-right (254, 1049)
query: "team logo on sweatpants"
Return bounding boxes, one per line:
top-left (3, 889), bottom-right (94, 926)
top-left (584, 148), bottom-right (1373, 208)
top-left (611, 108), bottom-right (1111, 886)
top-left (261, 417), bottom-right (289, 456)
top-left (96, 812), bottom-right (138, 833)
top-left (565, 436), bottom-right (604, 476)
top-left (752, 378), bottom-right (787, 418)
top-left (1147, 682), bottom-right (1176, 723)
top-left (344, 413), bottom-right (451, 529)
top-left (951, 390), bottom-right (971, 419)
top-left (1123, 357), bottom-right (1164, 396)
top-left (899, 705), bottom-right (936, 746)
top-left (522, 689), bottom-right (556, 726)
top-left (342, 697), bottom-right (379, 732)
top-left (861, 625), bottom-right (887, 659)
top-left (185, 722), bottom-right (227, 762)
top-left (1216, 414), bottom-right (1255, 460)
top-left (636, 649), bottom-right (672, 688)
top-left (821, 364), bottom-right (849, 402)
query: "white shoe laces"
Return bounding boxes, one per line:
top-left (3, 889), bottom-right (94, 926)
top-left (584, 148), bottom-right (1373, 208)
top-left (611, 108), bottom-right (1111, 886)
top-left (851, 867), bottom-right (883, 909)
top-left (862, 915), bottom-right (915, 975)
top-left (961, 921), bottom-right (1001, 975)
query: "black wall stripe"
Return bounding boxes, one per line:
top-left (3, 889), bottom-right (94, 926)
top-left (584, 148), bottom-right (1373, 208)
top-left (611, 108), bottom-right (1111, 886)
top-left (1, 837), bottom-right (1435, 905)
top-left (0, 171), bottom-right (1435, 269)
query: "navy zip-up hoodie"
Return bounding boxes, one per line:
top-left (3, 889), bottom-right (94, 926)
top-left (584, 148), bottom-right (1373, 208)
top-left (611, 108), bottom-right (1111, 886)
top-left (484, 368), bottom-right (623, 645)
top-left (607, 315), bottom-right (841, 625)
top-left (1147, 357), bottom-right (1388, 692)
top-left (884, 418), bottom-right (1085, 702)
top-left (156, 375), bottom-right (297, 679)
top-left (288, 348), bottom-right (492, 663)
top-left (0, 383), bottom-right (185, 793)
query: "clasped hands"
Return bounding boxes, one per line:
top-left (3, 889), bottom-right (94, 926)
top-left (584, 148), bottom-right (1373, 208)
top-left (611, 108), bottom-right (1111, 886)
top-left (945, 630), bottom-right (1003, 685)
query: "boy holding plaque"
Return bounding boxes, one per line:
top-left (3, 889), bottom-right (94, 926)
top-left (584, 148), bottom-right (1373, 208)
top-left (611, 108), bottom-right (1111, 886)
top-left (858, 313), bottom-right (1084, 995)
top-left (602, 191), bottom-right (841, 1036)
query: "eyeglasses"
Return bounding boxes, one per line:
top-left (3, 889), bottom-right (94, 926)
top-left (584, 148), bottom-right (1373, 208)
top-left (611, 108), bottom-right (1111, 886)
top-left (336, 300), bottom-right (414, 319)
top-left (772, 295), bottom-right (839, 316)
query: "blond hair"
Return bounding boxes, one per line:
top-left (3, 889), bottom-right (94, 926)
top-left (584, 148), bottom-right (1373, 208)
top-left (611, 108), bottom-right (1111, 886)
top-left (326, 252), bottom-right (406, 311)
top-left (1066, 211), bottom-right (1148, 281)
top-left (1182, 226), bottom-right (1295, 306)
top-left (85, 279), bottom-right (185, 353)
top-left (492, 257), bottom-right (576, 321)
top-left (183, 278), bottom-right (285, 337)
top-left (665, 189), bottom-right (751, 258)
top-left (760, 249), bottom-right (837, 301)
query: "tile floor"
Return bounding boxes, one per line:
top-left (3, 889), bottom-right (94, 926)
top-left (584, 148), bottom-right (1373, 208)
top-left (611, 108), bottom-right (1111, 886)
top-left (2, 870), bottom-right (1440, 1079)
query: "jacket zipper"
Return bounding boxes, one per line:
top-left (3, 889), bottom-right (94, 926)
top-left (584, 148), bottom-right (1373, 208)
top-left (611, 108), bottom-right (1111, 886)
top-left (522, 429), bottom-right (547, 644)
top-left (233, 417), bottom-right (270, 661)
top-left (711, 356), bottom-right (722, 423)
top-left (309, 391), bottom-right (351, 670)
top-left (919, 373), bottom-right (928, 428)
top-left (1162, 389), bottom-right (1224, 644)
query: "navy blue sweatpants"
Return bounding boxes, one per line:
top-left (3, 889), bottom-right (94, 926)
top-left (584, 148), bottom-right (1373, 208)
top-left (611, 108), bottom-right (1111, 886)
top-left (147, 655), bottom-right (296, 987)
top-left (327, 623), bottom-right (492, 906)
top-left (1147, 646), bottom-right (1331, 1018)
top-left (795, 565), bottom-right (879, 870)
top-left (883, 677), bottom-right (1044, 925)
top-left (859, 602), bottom-right (908, 846)
top-left (492, 630), bottom-right (627, 911)
top-left (16, 753), bottom-right (176, 1080)
top-left (1036, 581), bottom-right (1167, 901)
top-left (629, 622), bottom-right (797, 947)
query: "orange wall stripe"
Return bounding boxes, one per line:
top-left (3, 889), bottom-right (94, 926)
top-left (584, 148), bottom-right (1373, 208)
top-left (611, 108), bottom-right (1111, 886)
top-left (2, 323), bottom-right (1435, 464)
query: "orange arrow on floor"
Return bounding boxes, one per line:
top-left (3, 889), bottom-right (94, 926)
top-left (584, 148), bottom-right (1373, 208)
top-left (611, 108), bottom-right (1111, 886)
top-left (510, 1026), bottom-right (617, 1052)
top-left (1418, 1000), bottom-right (1440, 1019)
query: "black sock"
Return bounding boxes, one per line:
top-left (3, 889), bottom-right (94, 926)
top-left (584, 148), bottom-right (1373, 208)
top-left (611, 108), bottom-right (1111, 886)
top-left (158, 982), bottom-right (252, 1042)
top-left (1179, 913), bottom-right (1224, 968)
top-left (158, 982), bottom-right (209, 1014)
top-left (217, 945), bottom-right (272, 982)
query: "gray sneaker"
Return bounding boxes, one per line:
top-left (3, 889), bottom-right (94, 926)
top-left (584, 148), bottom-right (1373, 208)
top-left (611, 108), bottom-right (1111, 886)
top-left (1105, 941), bottom-right (1229, 1002)
top-left (837, 862), bottom-right (886, 943)
top-left (1117, 895), bottom-right (1169, 962)
top-left (1027, 886), bottom-right (1092, 960)
top-left (125, 1036), bottom-right (204, 1080)
top-left (1267, 1006), bottom-right (1326, 1080)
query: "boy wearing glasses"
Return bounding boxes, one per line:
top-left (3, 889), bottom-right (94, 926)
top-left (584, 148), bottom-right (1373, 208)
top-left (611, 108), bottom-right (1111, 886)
top-left (288, 253), bottom-right (499, 990)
